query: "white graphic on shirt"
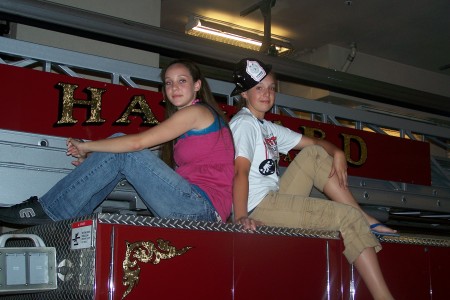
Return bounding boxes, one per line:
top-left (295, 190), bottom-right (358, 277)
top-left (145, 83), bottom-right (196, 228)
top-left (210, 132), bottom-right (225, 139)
top-left (259, 159), bottom-right (275, 175)
top-left (258, 121), bottom-right (279, 176)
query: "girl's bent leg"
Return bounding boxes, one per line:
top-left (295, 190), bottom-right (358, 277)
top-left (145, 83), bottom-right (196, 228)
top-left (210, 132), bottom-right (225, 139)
top-left (282, 145), bottom-right (396, 234)
top-left (120, 150), bottom-right (217, 221)
top-left (41, 149), bottom-right (217, 222)
top-left (250, 192), bottom-right (380, 263)
top-left (40, 151), bottom-right (125, 220)
top-left (323, 176), bottom-right (396, 234)
top-left (354, 248), bottom-right (395, 300)
top-left (279, 145), bottom-right (333, 196)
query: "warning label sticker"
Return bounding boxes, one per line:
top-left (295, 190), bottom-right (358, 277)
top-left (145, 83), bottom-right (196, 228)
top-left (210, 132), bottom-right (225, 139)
top-left (71, 220), bottom-right (93, 250)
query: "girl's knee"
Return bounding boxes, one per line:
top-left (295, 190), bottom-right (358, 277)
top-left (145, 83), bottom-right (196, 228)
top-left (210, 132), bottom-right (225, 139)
top-left (295, 145), bottom-right (327, 161)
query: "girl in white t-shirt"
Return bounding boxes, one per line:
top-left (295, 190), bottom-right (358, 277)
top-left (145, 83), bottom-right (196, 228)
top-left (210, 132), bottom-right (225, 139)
top-left (230, 58), bottom-right (396, 300)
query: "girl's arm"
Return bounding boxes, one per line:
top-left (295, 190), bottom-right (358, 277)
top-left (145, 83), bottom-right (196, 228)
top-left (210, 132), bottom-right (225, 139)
top-left (233, 156), bottom-right (262, 230)
top-left (293, 135), bottom-right (348, 188)
top-left (68, 105), bottom-right (212, 157)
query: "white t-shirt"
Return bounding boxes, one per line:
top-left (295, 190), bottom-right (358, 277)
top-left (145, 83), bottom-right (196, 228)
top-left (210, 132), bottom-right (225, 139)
top-left (230, 107), bottom-right (302, 211)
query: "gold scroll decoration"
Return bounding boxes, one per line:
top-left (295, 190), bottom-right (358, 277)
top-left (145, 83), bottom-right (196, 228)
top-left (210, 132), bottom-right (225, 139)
top-left (122, 239), bottom-right (192, 299)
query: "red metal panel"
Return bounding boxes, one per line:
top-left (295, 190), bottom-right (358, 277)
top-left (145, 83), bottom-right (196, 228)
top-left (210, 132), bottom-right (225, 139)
top-left (327, 238), bottom-right (345, 298)
top-left (93, 222), bottom-right (114, 300)
top-left (106, 224), bottom-right (234, 300)
top-left (351, 243), bottom-right (431, 300)
top-left (429, 247), bottom-right (450, 300)
top-left (233, 233), bottom-right (342, 300)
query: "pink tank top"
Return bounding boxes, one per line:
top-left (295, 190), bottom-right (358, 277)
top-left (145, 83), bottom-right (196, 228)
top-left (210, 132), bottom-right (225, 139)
top-left (174, 112), bottom-right (234, 222)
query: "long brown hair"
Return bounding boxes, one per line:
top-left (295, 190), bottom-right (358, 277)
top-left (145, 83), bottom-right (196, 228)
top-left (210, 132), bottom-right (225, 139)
top-left (160, 59), bottom-right (230, 168)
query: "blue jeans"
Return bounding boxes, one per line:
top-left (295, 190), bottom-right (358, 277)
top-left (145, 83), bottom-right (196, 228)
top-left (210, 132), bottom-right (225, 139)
top-left (39, 141), bottom-right (218, 222)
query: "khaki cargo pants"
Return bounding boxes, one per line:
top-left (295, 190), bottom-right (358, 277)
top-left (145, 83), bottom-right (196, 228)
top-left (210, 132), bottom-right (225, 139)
top-left (250, 145), bottom-right (381, 263)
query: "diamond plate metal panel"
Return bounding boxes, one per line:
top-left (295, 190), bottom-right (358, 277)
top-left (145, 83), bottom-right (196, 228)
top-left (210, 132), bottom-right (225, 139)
top-left (97, 213), bottom-right (450, 247)
top-left (97, 213), bottom-right (342, 239)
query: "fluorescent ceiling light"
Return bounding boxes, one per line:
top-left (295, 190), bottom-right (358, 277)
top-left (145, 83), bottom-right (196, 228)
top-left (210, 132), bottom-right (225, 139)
top-left (185, 15), bottom-right (293, 55)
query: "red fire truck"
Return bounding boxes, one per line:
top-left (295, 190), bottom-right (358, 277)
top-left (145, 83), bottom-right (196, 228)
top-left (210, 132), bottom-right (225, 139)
top-left (0, 2), bottom-right (449, 299)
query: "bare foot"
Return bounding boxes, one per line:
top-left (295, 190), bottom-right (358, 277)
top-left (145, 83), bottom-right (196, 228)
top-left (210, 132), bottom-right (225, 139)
top-left (370, 223), bottom-right (399, 235)
top-left (366, 216), bottom-right (398, 235)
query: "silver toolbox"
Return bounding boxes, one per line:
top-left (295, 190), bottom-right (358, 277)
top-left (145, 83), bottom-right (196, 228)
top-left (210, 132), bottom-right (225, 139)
top-left (0, 233), bottom-right (57, 294)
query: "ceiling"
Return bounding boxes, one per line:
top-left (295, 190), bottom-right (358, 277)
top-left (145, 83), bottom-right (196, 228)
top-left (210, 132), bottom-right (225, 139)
top-left (160, 0), bottom-right (450, 78)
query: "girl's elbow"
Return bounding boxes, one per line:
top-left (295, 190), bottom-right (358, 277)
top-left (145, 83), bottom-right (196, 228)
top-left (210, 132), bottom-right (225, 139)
top-left (129, 140), bottom-right (146, 152)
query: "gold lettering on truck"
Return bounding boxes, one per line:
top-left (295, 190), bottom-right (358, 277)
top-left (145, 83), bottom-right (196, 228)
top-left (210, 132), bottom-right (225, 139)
top-left (341, 133), bottom-right (368, 165)
top-left (56, 82), bottom-right (159, 126)
top-left (115, 95), bottom-right (159, 125)
top-left (57, 83), bottom-right (106, 124)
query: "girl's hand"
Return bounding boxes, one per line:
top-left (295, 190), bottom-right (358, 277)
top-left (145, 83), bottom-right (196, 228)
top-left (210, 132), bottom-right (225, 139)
top-left (329, 151), bottom-right (348, 188)
top-left (71, 157), bottom-right (86, 167)
top-left (66, 138), bottom-right (88, 166)
top-left (235, 216), bottom-right (263, 231)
